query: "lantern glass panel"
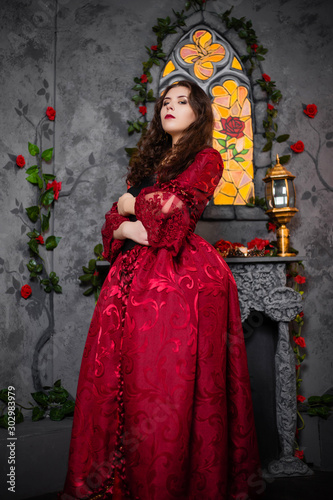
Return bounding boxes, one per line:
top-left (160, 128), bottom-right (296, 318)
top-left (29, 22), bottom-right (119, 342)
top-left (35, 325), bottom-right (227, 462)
top-left (265, 181), bottom-right (274, 209)
top-left (273, 179), bottom-right (288, 208)
top-left (288, 179), bottom-right (295, 207)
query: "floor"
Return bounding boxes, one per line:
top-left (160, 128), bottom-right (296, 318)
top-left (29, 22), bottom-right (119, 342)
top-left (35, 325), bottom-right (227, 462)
top-left (28, 470), bottom-right (332, 500)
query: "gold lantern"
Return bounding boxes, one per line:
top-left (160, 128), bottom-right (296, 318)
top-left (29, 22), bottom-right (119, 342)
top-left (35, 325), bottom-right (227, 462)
top-left (263, 155), bottom-right (298, 257)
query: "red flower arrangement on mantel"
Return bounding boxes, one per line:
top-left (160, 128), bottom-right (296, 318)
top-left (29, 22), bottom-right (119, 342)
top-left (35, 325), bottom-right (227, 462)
top-left (214, 237), bottom-right (275, 257)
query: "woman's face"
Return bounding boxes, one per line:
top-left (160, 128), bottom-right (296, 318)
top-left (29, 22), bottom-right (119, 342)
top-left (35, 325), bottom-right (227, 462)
top-left (160, 86), bottom-right (196, 145)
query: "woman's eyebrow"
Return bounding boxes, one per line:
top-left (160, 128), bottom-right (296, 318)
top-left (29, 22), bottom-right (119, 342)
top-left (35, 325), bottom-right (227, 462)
top-left (163, 95), bottom-right (188, 101)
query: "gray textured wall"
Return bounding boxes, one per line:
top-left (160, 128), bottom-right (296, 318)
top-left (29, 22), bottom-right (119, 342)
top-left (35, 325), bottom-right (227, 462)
top-left (1, 0), bottom-right (332, 409)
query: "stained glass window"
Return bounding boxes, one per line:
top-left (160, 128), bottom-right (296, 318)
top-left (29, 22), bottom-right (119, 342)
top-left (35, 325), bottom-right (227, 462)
top-left (159, 27), bottom-right (254, 205)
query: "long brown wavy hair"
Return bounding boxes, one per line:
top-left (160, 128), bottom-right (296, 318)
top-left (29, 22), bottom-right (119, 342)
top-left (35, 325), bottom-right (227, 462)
top-left (127, 80), bottom-right (214, 185)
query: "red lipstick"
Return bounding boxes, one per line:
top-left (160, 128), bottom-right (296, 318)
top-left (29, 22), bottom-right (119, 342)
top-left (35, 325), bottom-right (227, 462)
top-left (165, 114), bottom-right (175, 119)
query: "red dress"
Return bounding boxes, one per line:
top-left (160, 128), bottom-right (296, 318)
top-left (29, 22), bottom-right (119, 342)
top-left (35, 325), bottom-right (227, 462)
top-left (61, 148), bottom-right (261, 500)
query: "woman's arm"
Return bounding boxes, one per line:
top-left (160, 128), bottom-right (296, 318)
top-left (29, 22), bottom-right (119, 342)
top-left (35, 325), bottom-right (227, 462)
top-left (117, 193), bottom-right (136, 216)
top-left (113, 220), bottom-right (149, 246)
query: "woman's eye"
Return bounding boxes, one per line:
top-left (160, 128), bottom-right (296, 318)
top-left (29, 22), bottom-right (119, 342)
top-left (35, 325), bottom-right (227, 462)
top-left (179, 100), bottom-right (187, 105)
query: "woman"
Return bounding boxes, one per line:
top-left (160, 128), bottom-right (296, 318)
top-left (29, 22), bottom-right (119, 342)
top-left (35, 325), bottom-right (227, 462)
top-left (60, 81), bottom-right (260, 499)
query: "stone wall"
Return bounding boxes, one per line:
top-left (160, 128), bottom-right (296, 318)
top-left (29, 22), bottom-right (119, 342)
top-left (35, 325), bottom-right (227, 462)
top-left (1, 0), bottom-right (332, 430)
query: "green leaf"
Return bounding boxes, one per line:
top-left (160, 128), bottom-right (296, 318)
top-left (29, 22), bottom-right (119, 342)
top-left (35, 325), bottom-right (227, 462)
top-left (94, 243), bottom-right (103, 257)
top-left (276, 134), bottom-right (290, 143)
top-left (88, 259), bottom-right (96, 271)
top-left (28, 142), bottom-right (40, 156)
top-left (28, 239), bottom-right (39, 255)
top-left (43, 174), bottom-right (56, 181)
top-left (125, 147), bottom-right (138, 158)
top-left (217, 139), bottom-right (226, 147)
top-left (53, 284), bottom-right (62, 293)
top-left (49, 407), bottom-right (65, 421)
top-left (235, 157), bottom-right (245, 162)
top-left (36, 264), bottom-right (43, 273)
top-left (321, 394), bottom-right (333, 405)
top-left (40, 189), bottom-right (54, 206)
top-left (26, 172), bottom-right (43, 188)
top-left (48, 388), bottom-right (68, 404)
top-left (32, 406), bottom-right (46, 421)
top-left (0, 389), bottom-right (9, 404)
top-left (26, 165), bottom-right (39, 174)
top-left (31, 391), bottom-right (49, 408)
top-left (15, 408), bottom-right (24, 424)
top-left (42, 212), bottom-right (51, 232)
top-left (54, 379), bottom-right (62, 388)
top-left (262, 141), bottom-right (272, 152)
top-left (79, 274), bottom-right (93, 282)
top-left (41, 148), bottom-right (53, 162)
top-left (27, 259), bottom-right (37, 272)
top-left (26, 206), bottom-right (40, 223)
top-left (279, 154), bottom-right (291, 165)
top-left (44, 285), bottom-right (52, 293)
top-left (41, 279), bottom-right (50, 285)
top-left (315, 406), bottom-right (330, 419)
top-left (62, 400), bottom-right (75, 415)
top-left (308, 396), bottom-right (322, 405)
top-left (45, 236), bottom-right (61, 250)
top-left (83, 287), bottom-right (94, 296)
top-left (0, 414), bottom-right (9, 429)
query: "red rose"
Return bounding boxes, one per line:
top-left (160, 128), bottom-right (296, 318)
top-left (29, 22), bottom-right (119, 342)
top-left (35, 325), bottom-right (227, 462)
top-left (290, 141), bottom-right (304, 153)
top-left (247, 237), bottom-right (269, 251)
top-left (46, 180), bottom-right (62, 201)
top-left (221, 116), bottom-right (245, 139)
top-left (299, 311), bottom-right (304, 318)
top-left (294, 449), bottom-right (304, 460)
top-left (251, 44), bottom-right (258, 52)
top-left (21, 284), bottom-right (32, 299)
top-left (232, 242), bottom-right (243, 248)
top-left (215, 239), bottom-right (233, 252)
top-left (93, 271), bottom-right (99, 277)
top-left (262, 73), bottom-right (271, 82)
top-left (46, 106), bottom-right (56, 121)
top-left (295, 364), bottom-right (301, 371)
top-left (140, 74), bottom-right (148, 83)
top-left (303, 104), bottom-right (317, 118)
top-left (36, 235), bottom-right (44, 245)
top-left (139, 106), bottom-right (147, 116)
top-left (294, 275), bottom-right (306, 284)
top-left (297, 395), bottom-right (306, 403)
top-left (293, 336), bottom-right (306, 348)
top-left (268, 222), bottom-right (276, 232)
top-left (267, 104), bottom-right (275, 111)
top-left (16, 155), bottom-right (26, 168)
top-left (151, 45), bottom-right (158, 51)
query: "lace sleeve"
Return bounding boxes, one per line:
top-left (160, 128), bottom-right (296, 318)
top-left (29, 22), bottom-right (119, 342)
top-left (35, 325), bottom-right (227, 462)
top-left (135, 148), bottom-right (223, 256)
top-left (101, 202), bottom-right (128, 263)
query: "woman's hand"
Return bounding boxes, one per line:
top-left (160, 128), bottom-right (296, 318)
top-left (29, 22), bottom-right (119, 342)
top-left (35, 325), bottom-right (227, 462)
top-left (114, 221), bottom-right (149, 246)
top-left (117, 193), bottom-right (135, 216)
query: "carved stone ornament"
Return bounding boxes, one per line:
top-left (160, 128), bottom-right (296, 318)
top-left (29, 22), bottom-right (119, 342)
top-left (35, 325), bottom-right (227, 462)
top-left (228, 260), bottom-right (313, 477)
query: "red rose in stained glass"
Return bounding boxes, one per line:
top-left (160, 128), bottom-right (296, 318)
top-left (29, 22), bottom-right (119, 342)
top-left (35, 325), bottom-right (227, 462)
top-left (262, 73), bottom-right (271, 82)
top-left (21, 284), bottom-right (32, 299)
top-left (294, 275), bottom-right (306, 284)
top-left (36, 235), bottom-right (44, 245)
top-left (140, 74), bottom-right (148, 83)
top-left (46, 106), bottom-right (56, 121)
top-left (303, 104), bottom-right (317, 118)
top-left (297, 395), bottom-right (306, 403)
top-left (139, 106), bottom-right (147, 116)
top-left (16, 155), bottom-right (26, 168)
top-left (293, 336), bottom-right (306, 348)
top-left (290, 141), bottom-right (304, 153)
top-left (46, 180), bottom-right (62, 201)
top-left (221, 116), bottom-right (245, 139)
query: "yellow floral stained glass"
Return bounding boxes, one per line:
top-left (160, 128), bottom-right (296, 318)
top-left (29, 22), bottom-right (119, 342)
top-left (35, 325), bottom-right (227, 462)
top-left (212, 81), bottom-right (254, 205)
top-left (179, 30), bottom-right (225, 80)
